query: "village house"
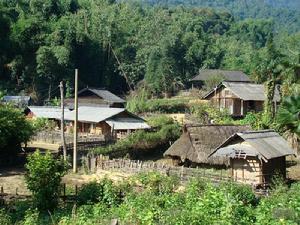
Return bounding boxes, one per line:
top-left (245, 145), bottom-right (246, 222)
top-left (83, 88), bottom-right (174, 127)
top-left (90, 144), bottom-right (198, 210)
top-left (163, 124), bottom-right (250, 166)
top-left (64, 106), bottom-right (150, 140)
top-left (2, 95), bottom-right (33, 107)
top-left (202, 81), bottom-right (281, 117)
top-left (190, 69), bottom-right (251, 88)
top-left (65, 87), bottom-right (126, 109)
top-left (209, 130), bottom-right (295, 186)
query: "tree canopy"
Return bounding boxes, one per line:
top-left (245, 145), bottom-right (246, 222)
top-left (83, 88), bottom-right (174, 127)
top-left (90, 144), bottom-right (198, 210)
top-left (0, 0), bottom-right (299, 100)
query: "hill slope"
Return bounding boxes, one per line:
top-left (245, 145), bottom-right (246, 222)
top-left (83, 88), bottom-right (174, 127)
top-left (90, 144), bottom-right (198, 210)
top-left (128, 0), bottom-right (300, 33)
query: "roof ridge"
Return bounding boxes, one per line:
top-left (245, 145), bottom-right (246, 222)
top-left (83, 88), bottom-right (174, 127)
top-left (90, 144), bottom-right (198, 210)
top-left (239, 129), bottom-right (275, 135)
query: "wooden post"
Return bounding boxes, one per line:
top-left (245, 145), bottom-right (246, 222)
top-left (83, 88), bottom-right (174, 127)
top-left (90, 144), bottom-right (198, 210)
top-left (63, 183), bottom-right (66, 200)
top-left (1, 186), bottom-right (3, 194)
top-left (73, 69), bottom-right (78, 173)
top-left (75, 185), bottom-right (78, 200)
top-left (241, 100), bottom-right (244, 116)
top-left (60, 81), bottom-right (67, 161)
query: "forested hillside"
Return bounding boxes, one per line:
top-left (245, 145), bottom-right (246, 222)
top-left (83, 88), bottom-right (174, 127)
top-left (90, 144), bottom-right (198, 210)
top-left (132, 0), bottom-right (300, 33)
top-left (0, 0), bottom-right (299, 102)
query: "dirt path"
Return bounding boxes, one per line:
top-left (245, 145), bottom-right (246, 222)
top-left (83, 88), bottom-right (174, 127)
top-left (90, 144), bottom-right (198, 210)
top-left (0, 167), bottom-right (30, 195)
top-left (0, 167), bottom-right (132, 196)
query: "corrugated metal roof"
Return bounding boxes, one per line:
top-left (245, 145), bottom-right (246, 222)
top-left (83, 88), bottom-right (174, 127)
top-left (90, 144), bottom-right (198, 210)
top-left (211, 143), bottom-right (259, 158)
top-left (64, 106), bottom-right (125, 123)
top-left (106, 118), bottom-right (150, 130)
top-left (78, 88), bottom-right (125, 103)
top-left (3, 96), bottom-right (31, 103)
top-left (28, 106), bottom-right (70, 119)
top-left (191, 69), bottom-right (251, 82)
top-left (203, 81), bottom-right (280, 101)
top-left (211, 130), bottom-right (295, 161)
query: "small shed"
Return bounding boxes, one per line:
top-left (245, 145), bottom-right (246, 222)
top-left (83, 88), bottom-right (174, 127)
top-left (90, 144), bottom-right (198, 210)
top-left (202, 81), bottom-right (281, 117)
top-left (209, 130), bottom-right (295, 186)
top-left (163, 124), bottom-right (250, 167)
top-left (65, 87), bottom-right (126, 108)
top-left (190, 69), bottom-right (251, 88)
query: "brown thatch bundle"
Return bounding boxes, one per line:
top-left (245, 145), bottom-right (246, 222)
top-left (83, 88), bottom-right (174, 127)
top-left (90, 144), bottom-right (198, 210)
top-left (164, 124), bottom-right (251, 166)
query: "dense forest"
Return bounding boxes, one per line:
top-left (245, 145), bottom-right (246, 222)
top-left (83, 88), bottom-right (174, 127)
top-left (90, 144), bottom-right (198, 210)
top-left (131, 0), bottom-right (300, 33)
top-left (0, 0), bottom-right (299, 102)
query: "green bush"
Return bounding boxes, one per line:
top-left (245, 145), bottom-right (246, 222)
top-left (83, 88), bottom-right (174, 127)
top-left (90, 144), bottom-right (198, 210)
top-left (31, 118), bottom-right (57, 131)
top-left (190, 103), bottom-right (234, 124)
top-left (25, 151), bottom-right (67, 211)
top-left (77, 179), bottom-right (122, 207)
top-left (0, 209), bottom-right (11, 225)
top-left (0, 105), bottom-right (34, 155)
top-left (127, 97), bottom-right (190, 114)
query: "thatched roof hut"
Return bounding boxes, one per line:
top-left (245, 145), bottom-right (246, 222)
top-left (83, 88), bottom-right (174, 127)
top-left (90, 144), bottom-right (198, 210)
top-left (163, 124), bottom-right (250, 166)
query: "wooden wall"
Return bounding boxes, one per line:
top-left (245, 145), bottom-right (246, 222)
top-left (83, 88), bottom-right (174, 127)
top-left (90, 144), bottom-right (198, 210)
top-left (231, 157), bottom-right (262, 185)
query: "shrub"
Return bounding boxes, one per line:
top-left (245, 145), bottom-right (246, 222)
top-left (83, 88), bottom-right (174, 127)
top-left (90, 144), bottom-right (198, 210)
top-left (0, 209), bottom-right (12, 225)
top-left (25, 151), bottom-right (67, 211)
top-left (0, 105), bottom-right (34, 155)
top-left (23, 208), bottom-right (39, 225)
top-left (77, 179), bottom-right (122, 206)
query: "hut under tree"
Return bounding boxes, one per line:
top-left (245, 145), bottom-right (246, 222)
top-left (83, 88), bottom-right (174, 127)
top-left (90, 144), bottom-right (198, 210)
top-left (163, 124), bottom-right (250, 167)
top-left (209, 130), bottom-right (295, 186)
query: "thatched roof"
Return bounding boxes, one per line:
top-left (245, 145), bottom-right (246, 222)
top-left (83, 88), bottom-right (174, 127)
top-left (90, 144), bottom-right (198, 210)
top-left (190, 69), bottom-right (251, 82)
top-left (164, 124), bottom-right (251, 165)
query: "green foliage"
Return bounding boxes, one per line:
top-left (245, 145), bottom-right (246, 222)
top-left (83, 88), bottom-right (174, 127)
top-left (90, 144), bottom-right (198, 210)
top-left (190, 102), bottom-right (234, 124)
top-left (135, 172), bottom-right (179, 194)
top-left (31, 117), bottom-right (57, 131)
top-left (238, 112), bottom-right (266, 130)
top-left (25, 151), bottom-right (67, 211)
top-left (2, 0), bottom-right (298, 100)
top-left (93, 115), bottom-right (181, 157)
top-left (276, 95), bottom-right (300, 137)
top-left (0, 105), bottom-right (34, 155)
top-left (77, 179), bottom-right (122, 206)
top-left (127, 95), bottom-right (190, 114)
top-left (3, 172), bottom-right (300, 224)
top-left (0, 209), bottom-right (12, 225)
top-left (23, 208), bottom-right (39, 225)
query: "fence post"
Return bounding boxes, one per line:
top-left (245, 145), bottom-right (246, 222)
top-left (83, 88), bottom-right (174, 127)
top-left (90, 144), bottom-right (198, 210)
top-left (75, 185), bottom-right (78, 201)
top-left (63, 183), bottom-right (66, 200)
top-left (0, 186), bottom-right (3, 194)
top-left (181, 166), bottom-right (184, 181)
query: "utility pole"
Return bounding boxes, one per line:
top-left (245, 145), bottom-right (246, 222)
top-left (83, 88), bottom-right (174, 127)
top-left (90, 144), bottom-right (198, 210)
top-left (59, 81), bottom-right (67, 161)
top-left (73, 69), bottom-right (78, 173)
